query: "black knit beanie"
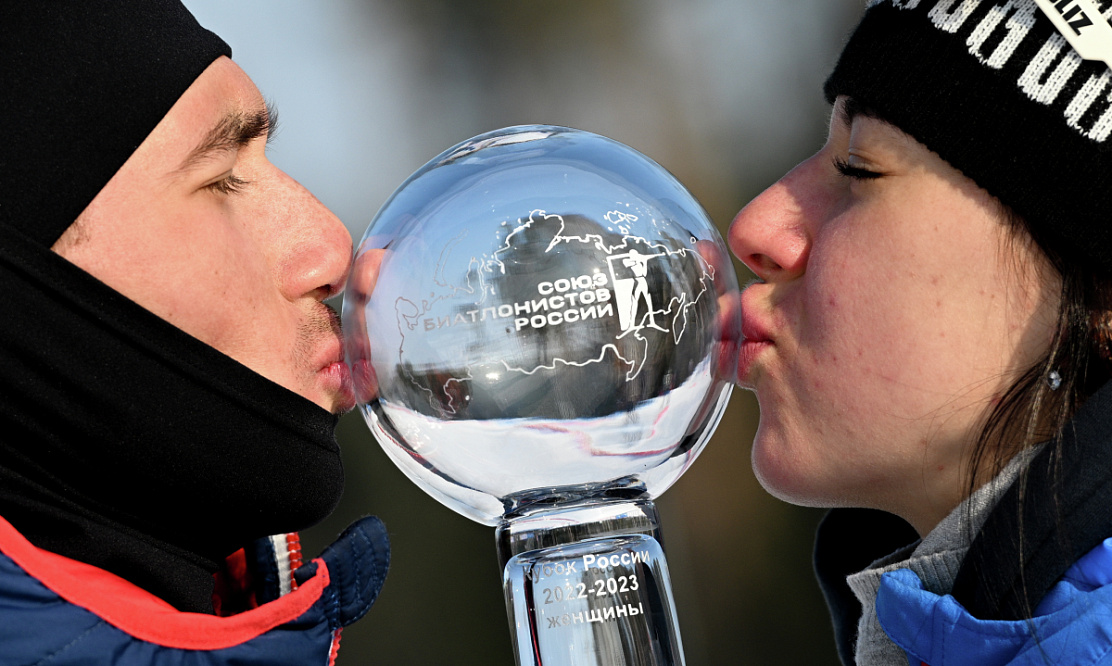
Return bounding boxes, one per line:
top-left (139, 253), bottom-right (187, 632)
top-left (825, 0), bottom-right (1112, 275)
top-left (0, 1), bottom-right (230, 246)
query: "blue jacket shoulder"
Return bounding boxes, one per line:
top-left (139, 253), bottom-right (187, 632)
top-left (877, 538), bottom-right (1112, 666)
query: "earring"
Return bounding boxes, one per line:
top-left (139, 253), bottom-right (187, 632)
top-left (1047, 370), bottom-right (1062, 391)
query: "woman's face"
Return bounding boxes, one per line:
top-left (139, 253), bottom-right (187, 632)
top-left (728, 96), bottom-right (1060, 534)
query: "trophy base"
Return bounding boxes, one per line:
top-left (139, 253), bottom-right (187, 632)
top-left (498, 500), bottom-right (686, 666)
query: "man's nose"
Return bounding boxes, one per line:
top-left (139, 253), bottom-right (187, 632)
top-left (728, 159), bottom-right (816, 282)
top-left (274, 170), bottom-right (353, 302)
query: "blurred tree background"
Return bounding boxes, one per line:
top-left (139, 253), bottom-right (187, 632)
top-left (183, 1), bottom-right (863, 663)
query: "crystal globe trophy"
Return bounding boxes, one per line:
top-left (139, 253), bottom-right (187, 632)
top-left (343, 125), bottom-right (740, 666)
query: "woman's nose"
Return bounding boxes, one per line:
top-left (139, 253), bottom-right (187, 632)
top-left (728, 159), bottom-right (816, 282)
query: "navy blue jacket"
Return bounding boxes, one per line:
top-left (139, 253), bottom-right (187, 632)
top-left (0, 515), bottom-right (388, 665)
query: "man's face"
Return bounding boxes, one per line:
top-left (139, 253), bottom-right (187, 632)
top-left (53, 56), bottom-right (355, 413)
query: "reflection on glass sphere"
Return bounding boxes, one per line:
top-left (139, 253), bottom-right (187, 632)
top-left (343, 125), bottom-right (740, 525)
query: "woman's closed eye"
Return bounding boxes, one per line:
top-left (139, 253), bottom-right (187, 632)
top-left (832, 156), bottom-right (882, 181)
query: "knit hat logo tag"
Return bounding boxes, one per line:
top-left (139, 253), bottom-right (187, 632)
top-left (1033, 0), bottom-right (1112, 68)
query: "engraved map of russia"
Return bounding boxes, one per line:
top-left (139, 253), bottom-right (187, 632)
top-left (392, 209), bottom-right (717, 411)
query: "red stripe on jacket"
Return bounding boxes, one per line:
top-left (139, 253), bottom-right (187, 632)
top-left (0, 515), bottom-right (329, 650)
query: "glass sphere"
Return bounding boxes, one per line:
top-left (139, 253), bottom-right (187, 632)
top-left (343, 125), bottom-right (740, 526)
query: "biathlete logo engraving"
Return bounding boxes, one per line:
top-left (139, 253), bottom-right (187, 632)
top-left (608, 249), bottom-right (667, 334)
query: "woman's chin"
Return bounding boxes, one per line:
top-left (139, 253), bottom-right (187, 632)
top-left (750, 430), bottom-right (839, 509)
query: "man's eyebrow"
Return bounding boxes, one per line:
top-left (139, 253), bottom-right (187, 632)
top-left (176, 101), bottom-right (279, 173)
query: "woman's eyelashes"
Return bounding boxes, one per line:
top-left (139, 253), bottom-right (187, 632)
top-left (832, 156), bottom-right (882, 180)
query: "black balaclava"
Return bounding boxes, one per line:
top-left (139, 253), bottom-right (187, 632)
top-left (0, 2), bottom-right (345, 613)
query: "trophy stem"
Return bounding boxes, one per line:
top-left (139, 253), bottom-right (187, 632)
top-left (497, 499), bottom-right (686, 666)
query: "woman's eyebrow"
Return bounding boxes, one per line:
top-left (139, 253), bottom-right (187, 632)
top-left (838, 96), bottom-right (882, 130)
top-left (175, 102), bottom-right (278, 174)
